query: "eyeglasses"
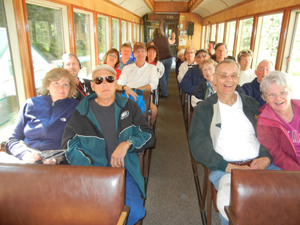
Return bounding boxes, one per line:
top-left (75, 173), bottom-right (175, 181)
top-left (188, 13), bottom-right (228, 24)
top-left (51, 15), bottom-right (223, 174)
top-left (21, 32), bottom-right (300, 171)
top-left (215, 72), bottom-right (239, 80)
top-left (93, 76), bottom-right (115, 85)
top-left (196, 54), bottom-right (207, 58)
top-left (258, 67), bottom-right (271, 72)
top-left (267, 91), bottom-right (288, 100)
top-left (202, 67), bottom-right (214, 73)
top-left (186, 51), bottom-right (195, 55)
top-left (108, 54), bottom-right (117, 58)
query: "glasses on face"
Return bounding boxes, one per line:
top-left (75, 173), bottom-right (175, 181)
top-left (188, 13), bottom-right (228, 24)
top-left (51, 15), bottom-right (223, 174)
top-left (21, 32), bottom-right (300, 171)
top-left (258, 67), bottom-right (270, 72)
top-left (215, 72), bottom-right (239, 80)
top-left (267, 91), bottom-right (288, 100)
top-left (108, 54), bottom-right (117, 58)
top-left (93, 76), bottom-right (115, 85)
top-left (196, 54), bottom-right (207, 58)
top-left (148, 51), bottom-right (156, 54)
top-left (202, 67), bottom-right (214, 73)
top-left (186, 51), bottom-right (195, 55)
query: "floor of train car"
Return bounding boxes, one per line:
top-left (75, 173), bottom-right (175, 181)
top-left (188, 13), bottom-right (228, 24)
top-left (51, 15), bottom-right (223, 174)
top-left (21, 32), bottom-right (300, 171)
top-left (143, 68), bottom-right (221, 225)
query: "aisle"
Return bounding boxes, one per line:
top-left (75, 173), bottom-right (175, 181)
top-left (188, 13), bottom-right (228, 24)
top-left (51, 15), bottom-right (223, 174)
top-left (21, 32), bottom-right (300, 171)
top-left (143, 69), bottom-right (202, 224)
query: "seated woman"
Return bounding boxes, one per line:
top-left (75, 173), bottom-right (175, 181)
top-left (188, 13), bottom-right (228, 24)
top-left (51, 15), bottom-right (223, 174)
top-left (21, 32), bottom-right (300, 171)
top-left (7, 68), bottom-right (78, 164)
top-left (176, 49), bottom-right (185, 75)
top-left (257, 71), bottom-right (300, 171)
top-left (177, 46), bottom-right (196, 83)
top-left (237, 49), bottom-right (256, 86)
top-left (191, 59), bottom-right (217, 107)
top-left (146, 44), bottom-right (165, 81)
top-left (102, 48), bottom-right (122, 80)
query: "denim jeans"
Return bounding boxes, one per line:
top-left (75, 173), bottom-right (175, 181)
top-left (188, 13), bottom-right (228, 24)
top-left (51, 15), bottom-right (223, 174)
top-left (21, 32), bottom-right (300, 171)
top-left (159, 57), bottom-right (173, 97)
top-left (209, 163), bottom-right (281, 225)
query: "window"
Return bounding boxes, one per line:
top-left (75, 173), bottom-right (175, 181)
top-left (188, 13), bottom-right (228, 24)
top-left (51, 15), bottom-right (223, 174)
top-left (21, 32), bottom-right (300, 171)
top-left (283, 9), bottom-right (300, 99)
top-left (128, 22), bottom-right (132, 43)
top-left (146, 20), bottom-right (159, 43)
top-left (205, 25), bottom-right (210, 49)
top-left (226, 21), bottom-right (236, 56)
top-left (253, 13), bottom-right (283, 67)
top-left (121, 20), bottom-right (126, 44)
top-left (98, 15), bottom-right (109, 62)
top-left (201, 25), bottom-right (206, 49)
top-left (133, 23), bottom-right (136, 43)
top-left (236, 18), bottom-right (253, 58)
top-left (141, 25), bottom-right (144, 43)
top-left (217, 23), bottom-right (225, 43)
top-left (211, 24), bottom-right (216, 41)
top-left (112, 18), bottom-right (119, 49)
top-left (26, 1), bottom-right (68, 91)
top-left (74, 10), bottom-right (95, 78)
top-left (137, 25), bottom-right (139, 42)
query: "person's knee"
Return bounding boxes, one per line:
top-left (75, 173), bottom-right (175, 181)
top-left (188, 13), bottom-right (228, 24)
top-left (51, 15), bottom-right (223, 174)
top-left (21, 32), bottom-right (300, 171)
top-left (126, 201), bottom-right (145, 225)
top-left (216, 174), bottom-right (231, 221)
top-left (150, 103), bottom-right (157, 118)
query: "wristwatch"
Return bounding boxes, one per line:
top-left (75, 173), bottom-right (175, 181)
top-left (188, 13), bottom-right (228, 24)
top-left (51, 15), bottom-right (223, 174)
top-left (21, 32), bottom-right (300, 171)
top-left (126, 140), bottom-right (133, 150)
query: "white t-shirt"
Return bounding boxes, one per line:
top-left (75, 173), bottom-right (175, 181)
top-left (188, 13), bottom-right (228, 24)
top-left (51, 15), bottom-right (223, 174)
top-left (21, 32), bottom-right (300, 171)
top-left (118, 62), bottom-right (158, 91)
top-left (238, 68), bottom-right (256, 86)
top-left (215, 93), bottom-right (260, 162)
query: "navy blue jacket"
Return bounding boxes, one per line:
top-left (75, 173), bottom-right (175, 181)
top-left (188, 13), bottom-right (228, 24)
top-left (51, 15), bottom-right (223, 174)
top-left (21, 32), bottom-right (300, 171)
top-left (180, 65), bottom-right (204, 95)
top-left (8, 95), bottom-right (78, 158)
top-left (242, 78), bottom-right (266, 107)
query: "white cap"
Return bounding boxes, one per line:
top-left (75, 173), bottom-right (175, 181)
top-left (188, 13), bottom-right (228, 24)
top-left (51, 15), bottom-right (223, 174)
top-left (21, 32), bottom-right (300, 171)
top-left (92, 65), bottom-right (116, 76)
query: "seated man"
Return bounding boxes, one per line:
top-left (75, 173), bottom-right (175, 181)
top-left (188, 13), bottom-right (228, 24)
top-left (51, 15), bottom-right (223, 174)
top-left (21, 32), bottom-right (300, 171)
top-left (180, 49), bottom-right (210, 95)
top-left (242, 59), bottom-right (274, 107)
top-left (62, 53), bottom-right (94, 102)
top-left (118, 42), bottom-right (158, 125)
top-left (117, 42), bottom-right (135, 71)
top-left (62, 65), bottom-right (155, 225)
top-left (189, 59), bottom-right (279, 225)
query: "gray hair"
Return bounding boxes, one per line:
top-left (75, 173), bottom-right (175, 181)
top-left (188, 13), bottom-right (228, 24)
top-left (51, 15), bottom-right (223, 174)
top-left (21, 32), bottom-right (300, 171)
top-left (260, 70), bottom-right (293, 100)
top-left (215, 59), bottom-right (240, 75)
top-left (177, 49), bottom-right (185, 58)
top-left (257, 59), bottom-right (275, 69)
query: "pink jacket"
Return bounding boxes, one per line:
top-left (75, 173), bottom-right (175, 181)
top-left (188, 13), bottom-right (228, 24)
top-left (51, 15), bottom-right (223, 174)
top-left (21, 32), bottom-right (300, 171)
top-left (257, 100), bottom-right (300, 171)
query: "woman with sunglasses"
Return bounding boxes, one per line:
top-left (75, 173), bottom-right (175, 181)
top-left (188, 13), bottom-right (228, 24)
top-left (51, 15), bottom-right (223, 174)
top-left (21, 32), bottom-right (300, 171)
top-left (237, 49), bottom-right (256, 86)
top-left (7, 68), bottom-right (78, 164)
top-left (102, 48), bottom-right (122, 80)
top-left (257, 71), bottom-right (300, 171)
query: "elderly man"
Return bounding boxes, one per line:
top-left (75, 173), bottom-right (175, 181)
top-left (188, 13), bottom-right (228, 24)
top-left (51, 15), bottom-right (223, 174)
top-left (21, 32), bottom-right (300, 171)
top-left (118, 42), bottom-right (158, 125)
top-left (62, 65), bottom-right (155, 225)
top-left (117, 42), bottom-right (135, 71)
top-left (242, 59), bottom-right (274, 106)
top-left (189, 59), bottom-right (279, 225)
top-left (180, 49), bottom-right (210, 95)
top-left (62, 53), bottom-right (93, 101)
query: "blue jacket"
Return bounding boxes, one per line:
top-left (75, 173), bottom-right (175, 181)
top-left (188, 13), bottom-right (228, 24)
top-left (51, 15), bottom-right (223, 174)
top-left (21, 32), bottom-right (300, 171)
top-left (8, 95), bottom-right (79, 158)
top-left (62, 93), bottom-right (155, 197)
top-left (180, 65), bottom-right (204, 95)
top-left (242, 78), bottom-right (266, 107)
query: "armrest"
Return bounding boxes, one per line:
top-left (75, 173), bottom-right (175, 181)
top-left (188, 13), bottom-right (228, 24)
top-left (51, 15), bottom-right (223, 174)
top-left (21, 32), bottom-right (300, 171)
top-left (117, 206), bottom-right (130, 225)
top-left (225, 206), bottom-right (239, 225)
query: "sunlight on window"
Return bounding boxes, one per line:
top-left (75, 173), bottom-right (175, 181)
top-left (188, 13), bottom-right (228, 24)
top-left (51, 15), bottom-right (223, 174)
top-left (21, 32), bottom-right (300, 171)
top-left (98, 16), bottom-right (108, 63)
top-left (226, 21), bottom-right (236, 56)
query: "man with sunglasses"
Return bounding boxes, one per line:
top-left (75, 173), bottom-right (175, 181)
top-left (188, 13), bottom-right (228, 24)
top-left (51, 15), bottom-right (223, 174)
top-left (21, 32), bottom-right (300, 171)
top-left (189, 59), bottom-right (279, 225)
top-left (242, 59), bottom-right (274, 106)
top-left (180, 49), bottom-right (210, 95)
top-left (117, 42), bottom-right (158, 125)
top-left (62, 65), bottom-right (155, 225)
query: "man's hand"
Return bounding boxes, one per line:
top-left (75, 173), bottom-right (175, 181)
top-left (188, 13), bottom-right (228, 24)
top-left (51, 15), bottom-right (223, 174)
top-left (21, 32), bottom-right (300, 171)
top-left (22, 152), bottom-right (42, 163)
top-left (124, 86), bottom-right (138, 101)
top-left (110, 141), bottom-right (130, 167)
top-left (225, 163), bottom-right (250, 173)
top-left (250, 157), bottom-right (271, 170)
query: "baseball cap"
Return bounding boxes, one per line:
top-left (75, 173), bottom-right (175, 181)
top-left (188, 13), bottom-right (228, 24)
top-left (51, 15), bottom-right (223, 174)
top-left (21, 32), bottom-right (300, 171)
top-left (92, 65), bottom-right (116, 76)
top-left (196, 49), bottom-right (208, 56)
top-left (133, 42), bottom-right (147, 51)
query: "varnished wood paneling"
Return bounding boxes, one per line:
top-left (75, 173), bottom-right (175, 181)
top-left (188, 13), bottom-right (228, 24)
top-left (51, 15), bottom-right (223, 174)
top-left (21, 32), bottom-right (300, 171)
top-left (155, 2), bottom-right (189, 12)
top-left (67, 4), bottom-right (76, 53)
top-left (250, 15), bottom-right (258, 51)
top-left (13, 0), bottom-right (36, 98)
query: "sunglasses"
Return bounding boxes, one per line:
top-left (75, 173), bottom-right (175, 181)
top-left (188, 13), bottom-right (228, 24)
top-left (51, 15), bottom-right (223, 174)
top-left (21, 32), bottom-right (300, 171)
top-left (93, 76), bottom-right (115, 85)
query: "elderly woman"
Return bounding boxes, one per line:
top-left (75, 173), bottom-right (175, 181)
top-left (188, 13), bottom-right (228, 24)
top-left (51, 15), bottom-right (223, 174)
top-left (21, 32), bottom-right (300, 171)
top-left (257, 71), bottom-right (300, 170)
top-left (191, 59), bottom-right (217, 107)
top-left (8, 68), bottom-right (78, 164)
top-left (177, 46), bottom-right (196, 83)
top-left (237, 49), bottom-right (256, 86)
top-left (176, 48), bottom-right (185, 75)
top-left (102, 48), bottom-right (122, 80)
